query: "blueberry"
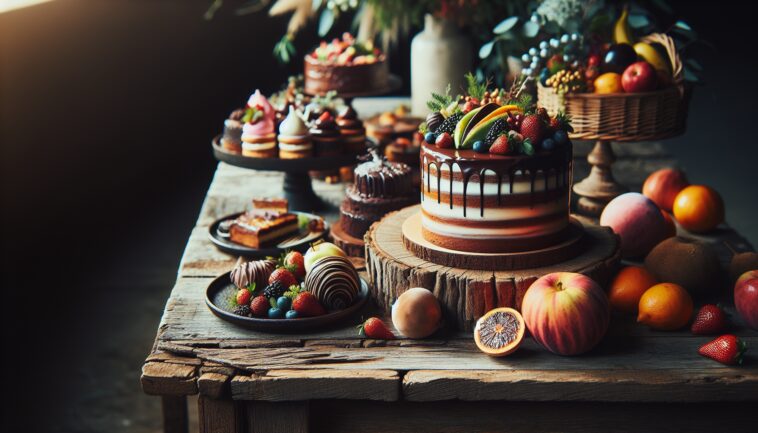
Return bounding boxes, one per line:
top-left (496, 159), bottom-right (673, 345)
top-left (276, 296), bottom-right (291, 311)
top-left (424, 132), bottom-right (436, 143)
top-left (539, 68), bottom-right (551, 86)
top-left (542, 138), bottom-right (556, 151)
top-left (268, 307), bottom-right (284, 319)
top-left (473, 140), bottom-right (488, 153)
top-left (285, 309), bottom-right (299, 319)
top-left (553, 130), bottom-right (568, 145)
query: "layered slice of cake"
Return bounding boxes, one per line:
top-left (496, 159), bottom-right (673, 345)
top-left (339, 153), bottom-right (416, 239)
top-left (229, 198), bottom-right (298, 248)
top-left (304, 33), bottom-right (388, 95)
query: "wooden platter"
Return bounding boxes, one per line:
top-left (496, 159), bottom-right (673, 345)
top-left (366, 205), bottom-right (622, 331)
top-left (329, 220), bottom-right (366, 258)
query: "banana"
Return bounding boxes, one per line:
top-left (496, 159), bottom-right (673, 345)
top-left (634, 42), bottom-right (671, 76)
top-left (613, 6), bottom-right (634, 45)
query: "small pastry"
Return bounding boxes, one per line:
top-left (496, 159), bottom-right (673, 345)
top-left (241, 89), bottom-right (277, 158)
top-left (252, 197), bottom-right (289, 213)
top-left (384, 135), bottom-right (421, 166)
top-left (309, 111), bottom-right (342, 157)
top-left (221, 109), bottom-right (245, 154)
top-left (336, 105), bottom-right (366, 155)
top-left (304, 256), bottom-right (360, 310)
top-left (230, 259), bottom-right (276, 290)
top-left (277, 106), bottom-right (313, 159)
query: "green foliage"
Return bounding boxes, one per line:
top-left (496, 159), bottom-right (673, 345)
top-left (426, 84), bottom-right (455, 113)
top-left (465, 72), bottom-right (488, 101)
top-left (273, 35), bottom-right (296, 64)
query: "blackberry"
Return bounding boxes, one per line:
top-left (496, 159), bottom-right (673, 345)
top-left (232, 305), bottom-right (251, 317)
top-left (484, 118), bottom-right (509, 146)
top-left (435, 112), bottom-right (463, 136)
top-left (263, 281), bottom-right (287, 299)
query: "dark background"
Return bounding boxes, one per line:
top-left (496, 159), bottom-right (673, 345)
top-left (1, 1), bottom-right (756, 432)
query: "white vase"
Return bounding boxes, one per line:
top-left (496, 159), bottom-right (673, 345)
top-left (410, 15), bottom-right (472, 116)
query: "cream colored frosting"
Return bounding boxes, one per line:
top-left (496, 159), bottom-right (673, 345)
top-left (278, 106), bottom-right (309, 138)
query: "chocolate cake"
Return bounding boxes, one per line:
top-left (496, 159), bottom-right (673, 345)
top-left (338, 154), bottom-right (416, 239)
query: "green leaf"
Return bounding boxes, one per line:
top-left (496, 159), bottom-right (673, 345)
top-left (479, 41), bottom-right (495, 59)
top-left (628, 14), bottom-right (649, 29)
top-left (493, 17), bottom-right (519, 34)
top-left (522, 20), bottom-right (540, 38)
top-left (269, 297), bottom-right (277, 308)
top-left (521, 139), bottom-right (535, 156)
top-left (674, 20), bottom-right (692, 31)
top-left (686, 58), bottom-right (703, 71)
top-left (318, 8), bottom-right (335, 37)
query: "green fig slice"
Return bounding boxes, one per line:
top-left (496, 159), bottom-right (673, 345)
top-left (462, 113), bottom-right (509, 148)
top-left (454, 107), bottom-right (481, 148)
top-left (458, 103), bottom-right (499, 148)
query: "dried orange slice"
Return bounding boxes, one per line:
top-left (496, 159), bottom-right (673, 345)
top-left (474, 307), bottom-right (525, 357)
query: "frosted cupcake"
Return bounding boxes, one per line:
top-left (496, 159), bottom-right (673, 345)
top-left (309, 111), bottom-right (342, 157)
top-left (336, 106), bottom-right (366, 154)
top-left (278, 106), bottom-right (312, 159)
top-left (241, 90), bottom-right (277, 158)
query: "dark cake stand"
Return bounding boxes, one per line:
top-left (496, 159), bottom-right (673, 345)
top-left (212, 137), bottom-right (361, 212)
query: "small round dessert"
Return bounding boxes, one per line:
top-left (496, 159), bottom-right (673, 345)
top-left (310, 112), bottom-right (342, 157)
top-left (230, 259), bottom-right (276, 290)
top-left (242, 90), bottom-right (278, 158)
top-left (278, 106), bottom-right (313, 159)
top-left (304, 256), bottom-right (361, 310)
top-left (336, 106), bottom-right (367, 155)
top-left (221, 108), bottom-right (245, 154)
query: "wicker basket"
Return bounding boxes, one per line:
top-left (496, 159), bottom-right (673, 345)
top-left (537, 33), bottom-right (692, 142)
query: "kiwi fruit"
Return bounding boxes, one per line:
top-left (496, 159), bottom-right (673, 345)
top-left (728, 251), bottom-right (758, 284)
top-left (644, 237), bottom-right (722, 297)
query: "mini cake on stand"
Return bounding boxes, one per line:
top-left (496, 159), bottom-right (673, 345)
top-left (241, 90), bottom-right (277, 158)
top-left (277, 106), bottom-right (313, 159)
top-left (331, 152), bottom-right (417, 257)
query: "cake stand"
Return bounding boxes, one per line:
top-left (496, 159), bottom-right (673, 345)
top-left (212, 137), bottom-right (362, 212)
top-left (365, 205), bottom-right (621, 331)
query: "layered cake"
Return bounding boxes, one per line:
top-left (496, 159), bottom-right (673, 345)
top-left (241, 90), bottom-right (277, 158)
top-left (220, 108), bottom-right (245, 153)
top-left (420, 91), bottom-right (575, 253)
top-left (338, 152), bottom-right (416, 240)
top-left (278, 106), bottom-right (312, 159)
top-left (304, 33), bottom-right (389, 95)
top-left (229, 198), bottom-right (298, 248)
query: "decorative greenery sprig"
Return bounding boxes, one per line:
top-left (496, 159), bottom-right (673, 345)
top-left (464, 72), bottom-right (488, 101)
top-left (426, 83), bottom-right (455, 112)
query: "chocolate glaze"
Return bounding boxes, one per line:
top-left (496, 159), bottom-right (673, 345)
top-left (421, 143), bottom-right (572, 217)
top-left (304, 56), bottom-right (389, 95)
top-left (354, 155), bottom-right (413, 198)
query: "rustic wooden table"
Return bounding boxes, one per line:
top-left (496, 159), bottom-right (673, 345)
top-left (141, 101), bottom-right (758, 433)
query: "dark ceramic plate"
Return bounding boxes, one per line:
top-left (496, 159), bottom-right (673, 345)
top-left (206, 272), bottom-right (369, 332)
top-left (208, 211), bottom-right (329, 257)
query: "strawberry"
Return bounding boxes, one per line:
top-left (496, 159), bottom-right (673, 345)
top-left (358, 317), bottom-right (395, 339)
top-left (250, 295), bottom-right (269, 317)
top-left (691, 304), bottom-right (728, 335)
top-left (269, 268), bottom-right (298, 289)
top-left (318, 111), bottom-right (333, 123)
top-left (282, 251), bottom-right (306, 280)
top-left (489, 135), bottom-right (511, 155)
top-left (435, 132), bottom-right (453, 149)
top-left (236, 288), bottom-right (252, 306)
top-left (698, 334), bottom-right (747, 365)
top-left (462, 100), bottom-right (479, 113)
top-left (519, 114), bottom-right (547, 144)
top-left (292, 292), bottom-right (327, 317)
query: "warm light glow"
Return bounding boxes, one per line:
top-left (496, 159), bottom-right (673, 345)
top-left (0, 0), bottom-right (53, 14)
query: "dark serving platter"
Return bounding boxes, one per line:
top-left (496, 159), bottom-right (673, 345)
top-left (208, 211), bottom-right (329, 257)
top-left (206, 272), bottom-right (370, 332)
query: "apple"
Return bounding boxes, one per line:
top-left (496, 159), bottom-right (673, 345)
top-left (521, 272), bottom-right (610, 355)
top-left (642, 168), bottom-right (689, 212)
top-left (600, 192), bottom-right (669, 258)
top-left (303, 241), bottom-right (347, 274)
top-left (735, 270), bottom-right (758, 330)
top-left (622, 61), bottom-right (658, 93)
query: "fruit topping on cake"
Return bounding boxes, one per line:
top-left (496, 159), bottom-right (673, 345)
top-left (309, 32), bottom-right (383, 66)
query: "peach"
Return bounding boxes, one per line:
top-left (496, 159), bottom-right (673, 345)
top-left (642, 168), bottom-right (689, 212)
top-left (600, 193), bottom-right (669, 258)
top-left (391, 287), bottom-right (442, 339)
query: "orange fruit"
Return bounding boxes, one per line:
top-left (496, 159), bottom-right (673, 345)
top-left (474, 307), bottom-right (525, 357)
top-left (672, 185), bottom-right (724, 233)
top-left (594, 73), bottom-right (623, 94)
top-left (637, 283), bottom-right (693, 330)
top-left (608, 266), bottom-right (658, 314)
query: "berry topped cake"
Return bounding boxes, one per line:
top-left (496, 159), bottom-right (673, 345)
top-left (419, 77), bottom-right (575, 253)
top-left (304, 33), bottom-right (389, 95)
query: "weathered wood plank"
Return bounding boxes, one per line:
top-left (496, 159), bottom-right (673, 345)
top-left (403, 369), bottom-right (758, 402)
top-left (142, 362), bottom-right (198, 396)
top-left (198, 372), bottom-right (231, 399)
top-left (246, 401), bottom-right (309, 433)
top-left (231, 369), bottom-right (400, 401)
top-left (198, 395), bottom-right (242, 433)
top-left (162, 396), bottom-right (188, 433)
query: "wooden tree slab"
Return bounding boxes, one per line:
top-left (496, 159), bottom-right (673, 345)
top-left (366, 205), bottom-right (622, 331)
top-left (329, 222), bottom-right (366, 258)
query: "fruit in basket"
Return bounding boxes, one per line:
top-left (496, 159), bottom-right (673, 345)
top-left (594, 72), bottom-right (624, 94)
top-left (391, 287), bottom-right (442, 339)
top-left (600, 193), bottom-right (670, 258)
top-left (637, 283), bottom-right (693, 330)
top-left (698, 334), bottom-right (747, 365)
top-left (729, 252), bottom-right (758, 284)
top-left (521, 272), bottom-right (609, 356)
top-left (358, 317), bottom-right (396, 339)
top-left (644, 237), bottom-right (721, 297)
top-left (634, 42), bottom-right (671, 80)
top-left (660, 209), bottom-right (677, 238)
top-left (735, 270), bottom-right (758, 330)
top-left (642, 168), bottom-right (689, 212)
top-left (608, 266), bottom-right (658, 314)
top-left (621, 61), bottom-right (658, 93)
top-left (691, 304), bottom-right (728, 335)
top-left (304, 240), bottom-right (347, 273)
top-left (602, 43), bottom-right (638, 74)
top-left (673, 185), bottom-right (725, 233)
top-left (474, 307), bottom-right (525, 357)
top-left (292, 291), bottom-right (327, 317)
top-left (613, 6), bottom-right (634, 45)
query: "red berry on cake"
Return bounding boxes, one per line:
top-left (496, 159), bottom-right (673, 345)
top-left (269, 268), bottom-right (298, 289)
top-left (489, 135), bottom-right (511, 155)
top-left (318, 111), bottom-right (333, 123)
top-left (462, 100), bottom-right (478, 113)
top-left (435, 132), bottom-right (453, 148)
top-left (250, 295), bottom-right (269, 317)
top-left (292, 292), bottom-right (327, 317)
top-left (519, 115), bottom-right (547, 144)
top-left (236, 288), bottom-right (252, 306)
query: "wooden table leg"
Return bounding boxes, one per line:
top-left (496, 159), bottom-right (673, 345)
top-left (573, 140), bottom-right (629, 216)
top-left (246, 401), bottom-right (309, 433)
top-left (199, 395), bottom-right (243, 433)
top-left (161, 396), bottom-right (188, 433)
